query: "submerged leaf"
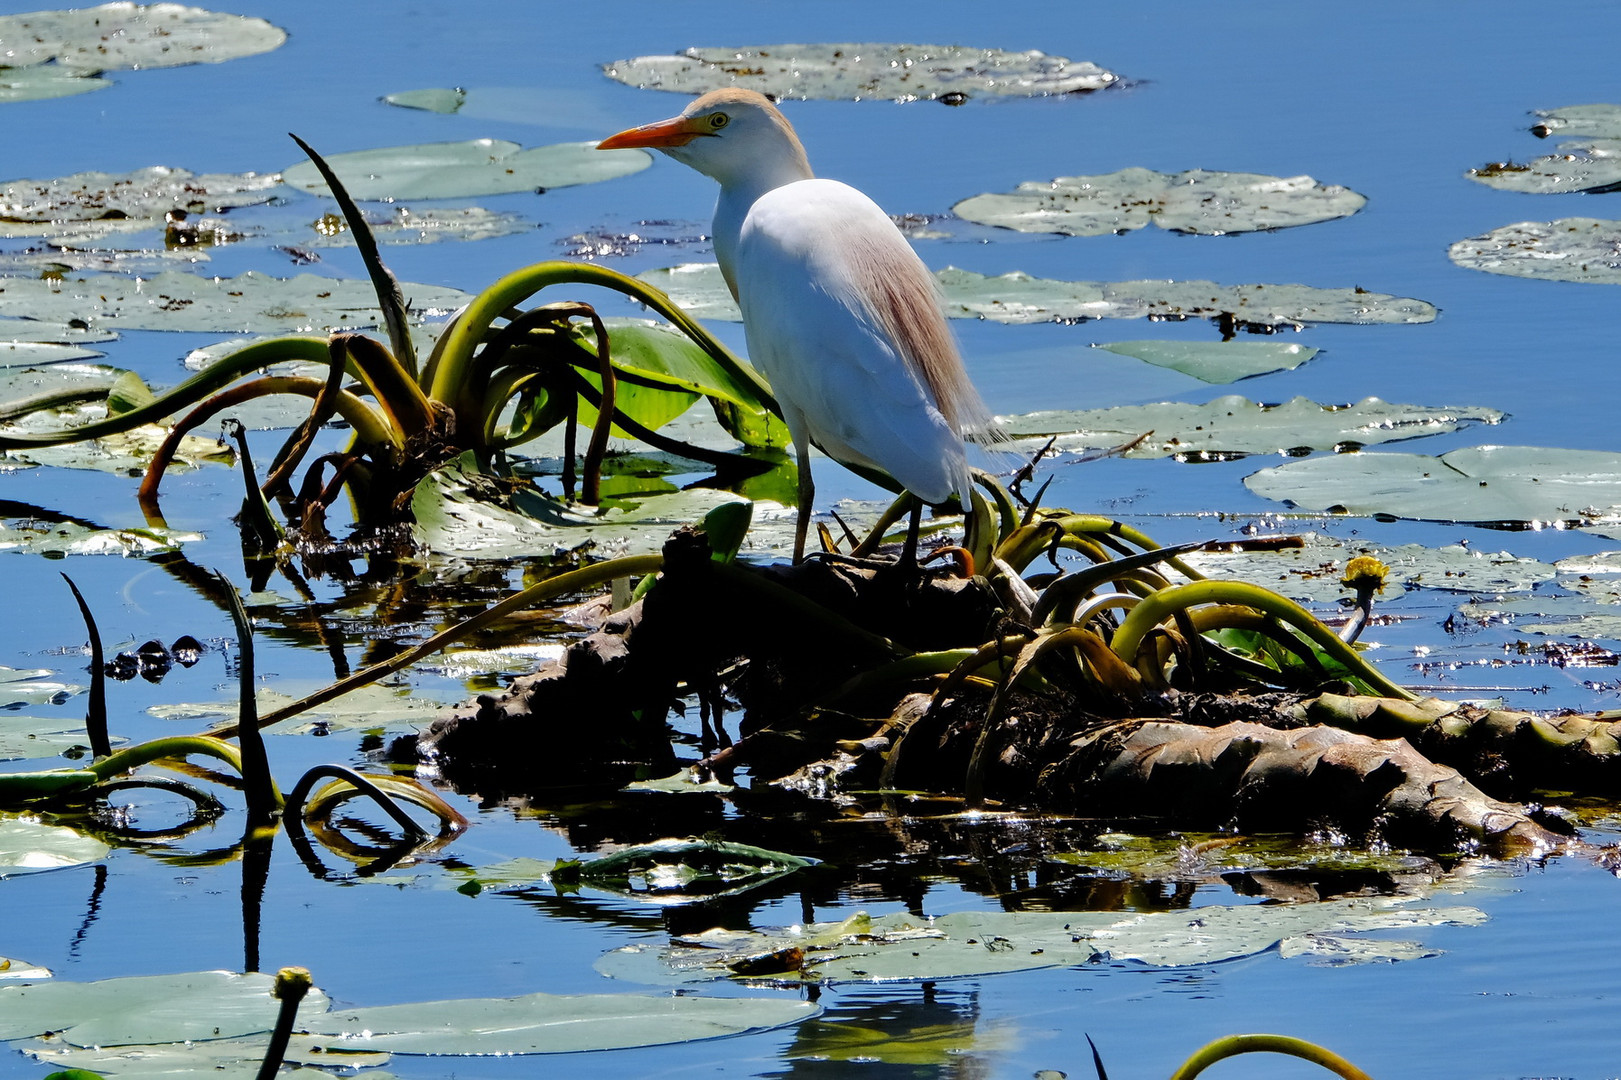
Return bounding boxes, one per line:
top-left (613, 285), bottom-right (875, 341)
top-left (148, 684), bottom-right (449, 736)
top-left (1095, 339), bottom-right (1318, 383)
top-left (0, 818), bottom-right (109, 875)
top-left (304, 205), bottom-right (533, 246)
top-left (302, 989), bottom-right (819, 1054)
top-left (1449, 218), bottom-right (1621, 283)
top-left (602, 43), bottom-right (1118, 102)
top-left (639, 263), bottom-right (1437, 328)
top-left (1000, 396), bottom-right (1502, 459)
top-left (1245, 445), bottom-right (1621, 526)
top-left (282, 139), bottom-right (651, 201)
top-left (954, 168), bottom-right (1366, 236)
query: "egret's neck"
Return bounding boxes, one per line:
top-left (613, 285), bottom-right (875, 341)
top-left (709, 156), bottom-right (813, 301)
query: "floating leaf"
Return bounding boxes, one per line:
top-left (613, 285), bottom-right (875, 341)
top-left (0, 970), bottom-right (330, 1046)
top-left (0, 818), bottom-right (109, 875)
top-left (0, 317), bottom-right (117, 346)
top-left (0, 713), bottom-right (107, 761)
top-left (0, 517), bottom-right (200, 556)
top-left (1245, 445), bottom-right (1621, 526)
top-left (954, 168), bottom-right (1365, 237)
top-left (1528, 104), bottom-right (1621, 140)
top-left (1182, 534), bottom-right (1555, 603)
top-left (148, 684), bottom-right (449, 736)
top-left (301, 990), bottom-right (819, 1055)
top-left (412, 466), bottom-right (750, 560)
top-left (1467, 146), bottom-right (1621, 194)
top-left (452, 840), bottom-right (808, 905)
top-left (281, 139), bottom-right (651, 202)
top-left (0, 3), bottom-right (286, 73)
top-left (304, 205), bottom-right (533, 246)
top-left (0, 666), bottom-right (81, 707)
top-left (1095, 339), bottom-right (1318, 383)
top-left (22, 1033), bottom-right (391, 1079)
top-left (602, 43), bottom-right (1119, 102)
top-left (0, 271), bottom-right (470, 334)
top-left (638, 263), bottom-right (1437, 328)
top-left (0, 166), bottom-right (279, 222)
top-left (383, 87), bottom-right (467, 114)
top-left (597, 898), bottom-right (1483, 985)
top-left (0, 957), bottom-right (51, 980)
top-left (1449, 218), bottom-right (1621, 284)
top-left (624, 768), bottom-right (736, 794)
top-left (0, 65), bottom-right (110, 104)
top-left (1000, 396), bottom-right (1502, 460)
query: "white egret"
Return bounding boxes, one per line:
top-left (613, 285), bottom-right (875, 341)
top-left (598, 88), bottom-right (998, 562)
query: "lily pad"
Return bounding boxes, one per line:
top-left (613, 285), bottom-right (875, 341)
top-left (148, 684), bottom-right (450, 736)
top-left (1245, 445), bottom-right (1621, 526)
top-left (0, 166), bottom-right (279, 222)
top-left (1467, 147), bottom-right (1621, 195)
top-left (0, 970), bottom-right (330, 1046)
top-left (0, 517), bottom-right (201, 556)
top-left (954, 168), bottom-right (1365, 237)
top-left (305, 206), bottom-right (533, 246)
top-left (602, 43), bottom-right (1119, 102)
top-left (1095, 339), bottom-right (1318, 383)
top-left (0, 666), bottom-right (81, 707)
top-left (1449, 218), bottom-right (1621, 284)
top-left (0, 4), bottom-right (286, 73)
top-left (383, 87), bottom-right (468, 114)
top-left (22, 1034), bottom-right (391, 1079)
top-left (596, 897), bottom-right (1483, 986)
top-left (301, 990), bottom-right (820, 1055)
top-left (0, 957), bottom-right (51, 980)
top-left (638, 263), bottom-right (1438, 328)
top-left (0, 317), bottom-right (117, 346)
top-left (1000, 396), bottom-right (1503, 460)
top-left (1528, 104), bottom-right (1621, 140)
top-left (0, 65), bottom-right (110, 104)
top-left (0, 712), bottom-right (106, 760)
top-left (0, 271), bottom-right (471, 334)
top-left (454, 839), bottom-right (808, 905)
top-left (0, 818), bottom-right (109, 875)
top-left (281, 139), bottom-right (651, 202)
top-left (1182, 534), bottom-right (1555, 604)
top-left (412, 466), bottom-right (751, 560)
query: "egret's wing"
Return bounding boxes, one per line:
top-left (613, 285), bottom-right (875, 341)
top-left (737, 180), bottom-right (969, 503)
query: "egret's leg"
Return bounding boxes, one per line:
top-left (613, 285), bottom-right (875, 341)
top-left (900, 497), bottom-right (923, 568)
top-left (793, 451), bottom-right (814, 563)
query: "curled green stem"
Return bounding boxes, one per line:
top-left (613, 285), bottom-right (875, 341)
top-left (1110, 579), bottom-right (1415, 701)
top-left (1167, 1034), bottom-right (1373, 1080)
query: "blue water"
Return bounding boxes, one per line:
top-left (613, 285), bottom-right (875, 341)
top-left (4, 1), bottom-right (1621, 1078)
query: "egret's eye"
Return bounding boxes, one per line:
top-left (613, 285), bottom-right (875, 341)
top-left (708, 112), bottom-right (729, 130)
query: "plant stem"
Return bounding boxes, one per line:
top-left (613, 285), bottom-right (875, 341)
top-left (1167, 1034), bottom-right (1373, 1080)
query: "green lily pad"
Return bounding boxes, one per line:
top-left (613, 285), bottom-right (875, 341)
top-left (0, 64), bottom-right (110, 103)
top-left (281, 139), bottom-right (651, 202)
top-left (0, 317), bottom-right (117, 346)
top-left (0, 271), bottom-right (471, 334)
top-left (0, 712), bottom-right (110, 760)
top-left (0, 818), bottom-right (109, 875)
top-left (0, 4), bottom-right (286, 72)
top-left (624, 768), bottom-right (736, 794)
top-left (411, 466), bottom-right (750, 559)
top-left (0, 970), bottom-right (330, 1046)
top-left (454, 840), bottom-right (808, 905)
top-left (1182, 534), bottom-right (1555, 603)
top-left (148, 684), bottom-right (450, 736)
top-left (954, 168), bottom-right (1365, 237)
top-left (0, 166), bottom-right (279, 222)
top-left (302, 990), bottom-right (819, 1055)
top-left (638, 263), bottom-right (1437, 328)
top-left (1000, 396), bottom-right (1503, 460)
top-left (1528, 104), bottom-right (1621, 139)
top-left (383, 88), bottom-right (468, 114)
top-left (0, 666), bottom-right (81, 707)
top-left (0, 957), bottom-right (51, 980)
top-left (1449, 218), bottom-right (1621, 283)
top-left (596, 897), bottom-right (1483, 985)
top-left (1467, 146), bottom-right (1621, 195)
top-left (1095, 339), bottom-right (1318, 383)
top-left (0, 517), bottom-right (200, 556)
top-left (304, 205), bottom-right (532, 246)
top-left (602, 43), bottom-right (1119, 102)
top-left (1245, 445), bottom-right (1621, 526)
top-left (22, 1033), bottom-right (391, 1079)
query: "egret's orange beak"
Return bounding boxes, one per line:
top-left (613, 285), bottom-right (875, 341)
top-left (597, 115), bottom-right (705, 150)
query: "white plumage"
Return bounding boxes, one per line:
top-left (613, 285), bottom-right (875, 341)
top-left (599, 88), bottom-right (995, 559)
